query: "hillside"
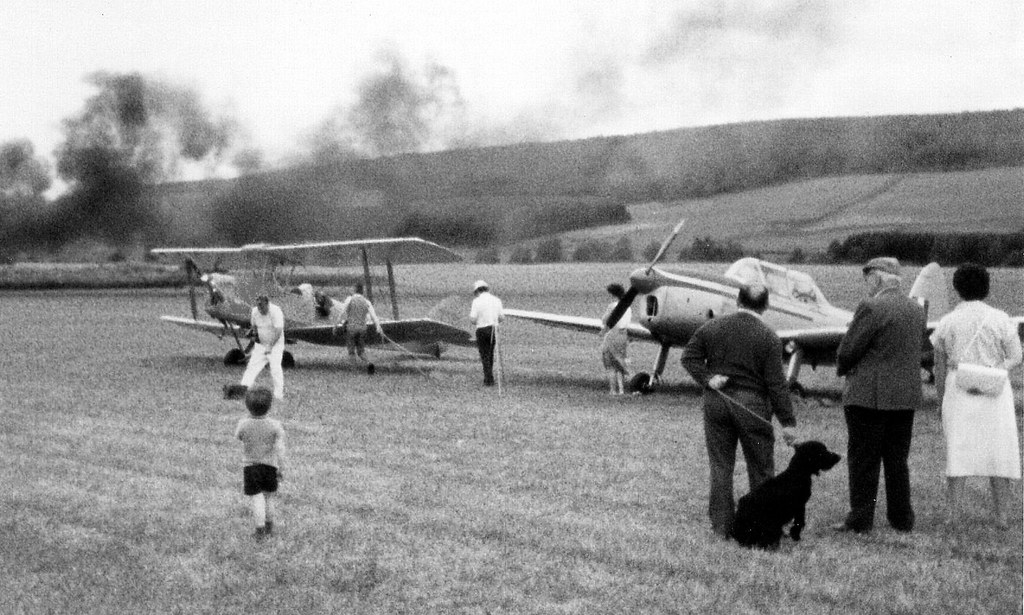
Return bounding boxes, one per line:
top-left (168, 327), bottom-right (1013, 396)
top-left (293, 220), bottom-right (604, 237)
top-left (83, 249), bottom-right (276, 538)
top-left (547, 165), bottom-right (1024, 259)
top-left (148, 110), bottom-right (1023, 250)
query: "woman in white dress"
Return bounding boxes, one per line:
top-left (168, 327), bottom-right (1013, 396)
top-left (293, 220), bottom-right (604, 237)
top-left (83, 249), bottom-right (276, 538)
top-left (930, 263), bottom-right (1023, 528)
top-left (600, 283), bottom-right (632, 395)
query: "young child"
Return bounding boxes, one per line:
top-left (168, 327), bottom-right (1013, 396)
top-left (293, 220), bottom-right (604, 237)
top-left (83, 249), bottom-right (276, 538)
top-left (234, 387), bottom-right (287, 539)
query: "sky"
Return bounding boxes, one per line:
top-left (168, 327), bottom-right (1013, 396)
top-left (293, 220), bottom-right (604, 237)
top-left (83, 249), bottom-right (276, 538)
top-left (2, 0), bottom-right (1022, 176)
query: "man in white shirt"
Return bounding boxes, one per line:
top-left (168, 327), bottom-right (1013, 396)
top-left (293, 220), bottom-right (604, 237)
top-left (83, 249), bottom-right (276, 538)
top-left (469, 280), bottom-right (504, 386)
top-left (236, 294), bottom-right (286, 400)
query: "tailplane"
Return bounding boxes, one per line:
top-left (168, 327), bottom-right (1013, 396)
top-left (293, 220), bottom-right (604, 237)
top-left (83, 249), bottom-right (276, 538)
top-left (908, 262), bottom-right (949, 321)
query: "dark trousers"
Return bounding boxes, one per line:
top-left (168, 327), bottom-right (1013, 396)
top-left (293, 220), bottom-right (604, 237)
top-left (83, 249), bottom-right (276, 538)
top-left (475, 325), bottom-right (496, 385)
top-left (843, 406), bottom-right (915, 532)
top-left (703, 389), bottom-right (775, 537)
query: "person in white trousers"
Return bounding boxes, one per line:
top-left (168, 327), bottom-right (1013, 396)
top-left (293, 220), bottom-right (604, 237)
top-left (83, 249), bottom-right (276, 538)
top-left (238, 294), bottom-right (286, 400)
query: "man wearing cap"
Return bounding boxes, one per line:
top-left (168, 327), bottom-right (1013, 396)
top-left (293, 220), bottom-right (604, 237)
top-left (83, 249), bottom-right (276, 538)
top-left (469, 280), bottom-right (504, 386)
top-left (833, 257), bottom-right (926, 534)
top-left (234, 294), bottom-right (286, 400)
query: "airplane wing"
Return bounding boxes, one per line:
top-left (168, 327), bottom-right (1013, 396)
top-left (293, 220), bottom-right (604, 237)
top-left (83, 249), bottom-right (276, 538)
top-left (160, 315), bottom-right (245, 337)
top-left (284, 318), bottom-right (475, 347)
top-left (503, 309), bottom-right (654, 341)
top-left (151, 237), bottom-right (462, 268)
top-left (262, 237), bottom-right (463, 264)
top-left (775, 326), bottom-right (848, 356)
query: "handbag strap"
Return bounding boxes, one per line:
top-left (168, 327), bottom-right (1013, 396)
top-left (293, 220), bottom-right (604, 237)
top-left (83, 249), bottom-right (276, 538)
top-left (961, 314), bottom-right (993, 365)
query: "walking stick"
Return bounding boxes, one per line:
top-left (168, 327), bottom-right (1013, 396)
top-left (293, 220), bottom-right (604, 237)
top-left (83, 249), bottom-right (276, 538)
top-left (495, 323), bottom-right (505, 396)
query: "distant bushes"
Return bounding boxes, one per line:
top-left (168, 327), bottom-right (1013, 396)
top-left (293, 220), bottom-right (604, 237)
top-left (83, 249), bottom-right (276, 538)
top-left (678, 237), bottom-right (747, 262)
top-left (826, 231), bottom-right (1024, 267)
top-left (508, 245), bottom-right (533, 264)
top-left (572, 237), bottom-right (634, 262)
top-left (534, 238), bottom-right (564, 263)
top-left (475, 247), bottom-right (500, 264)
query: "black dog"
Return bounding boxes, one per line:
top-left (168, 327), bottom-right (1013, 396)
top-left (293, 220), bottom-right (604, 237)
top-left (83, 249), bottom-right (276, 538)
top-left (731, 441), bottom-right (842, 550)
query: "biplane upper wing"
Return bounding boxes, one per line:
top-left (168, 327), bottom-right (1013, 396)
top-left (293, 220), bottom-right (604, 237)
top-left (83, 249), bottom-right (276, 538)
top-left (151, 237), bottom-right (463, 267)
top-left (263, 237), bottom-right (463, 264)
top-left (160, 315), bottom-right (245, 337)
top-left (503, 308), bottom-right (654, 341)
top-left (284, 318), bottom-right (474, 347)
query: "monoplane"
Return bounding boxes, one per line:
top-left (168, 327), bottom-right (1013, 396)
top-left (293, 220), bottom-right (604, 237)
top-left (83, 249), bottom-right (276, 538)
top-left (152, 237), bottom-right (474, 368)
top-left (504, 221), bottom-right (968, 394)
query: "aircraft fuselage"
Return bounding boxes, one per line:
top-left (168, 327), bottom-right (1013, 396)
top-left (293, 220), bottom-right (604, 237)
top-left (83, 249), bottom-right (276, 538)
top-left (634, 267), bottom-right (852, 364)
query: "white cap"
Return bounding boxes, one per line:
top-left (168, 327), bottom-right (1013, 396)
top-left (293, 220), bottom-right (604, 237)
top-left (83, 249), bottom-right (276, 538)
top-left (473, 279), bottom-right (489, 292)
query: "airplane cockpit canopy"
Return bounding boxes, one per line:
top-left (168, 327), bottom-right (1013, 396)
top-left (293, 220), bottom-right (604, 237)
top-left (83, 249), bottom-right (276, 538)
top-left (724, 257), bottom-right (830, 308)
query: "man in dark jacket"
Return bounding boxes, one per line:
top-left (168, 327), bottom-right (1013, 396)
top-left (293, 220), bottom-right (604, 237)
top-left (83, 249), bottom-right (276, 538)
top-left (682, 284), bottom-right (798, 538)
top-left (834, 257), bottom-right (926, 533)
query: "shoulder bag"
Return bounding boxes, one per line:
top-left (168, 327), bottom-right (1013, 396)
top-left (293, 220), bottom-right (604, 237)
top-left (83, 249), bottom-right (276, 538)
top-left (954, 317), bottom-right (1008, 397)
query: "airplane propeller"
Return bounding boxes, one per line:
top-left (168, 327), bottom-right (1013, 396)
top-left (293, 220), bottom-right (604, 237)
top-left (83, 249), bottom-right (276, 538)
top-left (603, 219), bottom-right (686, 328)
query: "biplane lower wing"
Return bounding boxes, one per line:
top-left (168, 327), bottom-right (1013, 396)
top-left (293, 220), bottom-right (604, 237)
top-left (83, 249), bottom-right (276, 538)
top-left (285, 318), bottom-right (475, 348)
top-left (503, 309), bottom-right (654, 341)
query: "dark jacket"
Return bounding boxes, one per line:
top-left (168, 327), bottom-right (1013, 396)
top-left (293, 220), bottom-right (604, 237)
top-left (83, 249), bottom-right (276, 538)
top-left (682, 311), bottom-right (796, 427)
top-left (837, 286), bottom-right (926, 410)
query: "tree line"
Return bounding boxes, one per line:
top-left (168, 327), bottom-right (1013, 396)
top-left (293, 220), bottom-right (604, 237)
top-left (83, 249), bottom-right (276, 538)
top-left (483, 232), bottom-right (1024, 267)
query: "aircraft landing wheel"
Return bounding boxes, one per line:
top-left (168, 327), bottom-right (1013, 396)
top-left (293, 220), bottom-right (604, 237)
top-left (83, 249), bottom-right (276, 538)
top-left (629, 372), bottom-right (654, 395)
top-left (224, 348), bottom-right (247, 366)
top-left (282, 351), bottom-right (296, 369)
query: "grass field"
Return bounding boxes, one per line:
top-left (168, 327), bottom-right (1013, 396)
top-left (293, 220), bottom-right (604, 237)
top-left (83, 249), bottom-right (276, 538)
top-left (2, 263), bottom-right (1022, 614)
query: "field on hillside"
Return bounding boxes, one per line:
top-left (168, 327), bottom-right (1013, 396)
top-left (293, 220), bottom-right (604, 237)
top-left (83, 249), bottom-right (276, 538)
top-left (546, 165), bottom-right (1024, 258)
top-left (2, 264), bottom-right (1022, 614)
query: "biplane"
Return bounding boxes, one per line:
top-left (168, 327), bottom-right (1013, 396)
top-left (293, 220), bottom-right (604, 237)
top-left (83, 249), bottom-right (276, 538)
top-left (504, 221), bottom-right (980, 394)
top-left (152, 237), bottom-right (474, 368)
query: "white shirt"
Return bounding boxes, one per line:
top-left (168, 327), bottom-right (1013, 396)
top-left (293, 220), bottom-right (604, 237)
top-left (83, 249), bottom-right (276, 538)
top-left (470, 291), bottom-right (503, 329)
top-left (930, 301), bottom-right (1022, 369)
top-left (251, 303), bottom-right (285, 350)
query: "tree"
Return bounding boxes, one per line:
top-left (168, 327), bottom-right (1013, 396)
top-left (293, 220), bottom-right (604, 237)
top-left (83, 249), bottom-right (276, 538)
top-left (610, 236), bottom-right (633, 261)
top-left (508, 245), bottom-right (533, 264)
top-left (342, 53), bottom-right (466, 157)
top-left (573, 239), bottom-right (613, 262)
top-left (476, 247), bottom-right (500, 264)
top-left (56, 71), bottom-right (235, 185)
top-left (535, 237), bottom-right (564, 263)
top-left (642, 241), bottom-right (661, 262)
top-left (0, 140), bottom-right (51, 199)
top-left (0, 140), bottom-right (52, 251)
top-left (47, 72), bottom-right (238, 245)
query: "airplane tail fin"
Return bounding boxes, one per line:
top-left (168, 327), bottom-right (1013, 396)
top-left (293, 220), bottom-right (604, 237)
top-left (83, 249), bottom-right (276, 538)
top-left (908, 262), bottom-right (949, 321)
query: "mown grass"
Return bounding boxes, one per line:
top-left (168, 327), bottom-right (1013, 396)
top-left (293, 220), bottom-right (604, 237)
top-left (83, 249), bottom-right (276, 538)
top-left (1, 264), bottom-right (1021, 614)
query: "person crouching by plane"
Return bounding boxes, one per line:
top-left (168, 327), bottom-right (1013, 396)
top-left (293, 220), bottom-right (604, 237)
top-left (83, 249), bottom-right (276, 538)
top-left (681, 284), bottom-right (798, 540)
top-left (226, 294), bottom-right (285, 401)
top-left (337, 283), bottom-right (383, 374)
top-left (469, 280), bottom-right (504, 387)
top-left (600, 283), bottom-right (632, 395)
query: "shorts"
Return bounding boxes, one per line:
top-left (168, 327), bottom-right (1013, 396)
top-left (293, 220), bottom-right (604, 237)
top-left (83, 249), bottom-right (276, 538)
top-left (243, 463), bottom-right (279, 495)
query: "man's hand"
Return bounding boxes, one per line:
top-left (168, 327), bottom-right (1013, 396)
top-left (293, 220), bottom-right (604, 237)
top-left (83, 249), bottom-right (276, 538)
top-left (781, 426), bottom-right (798, 446)
top-left (707, 374), bottom-right (729, 390)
